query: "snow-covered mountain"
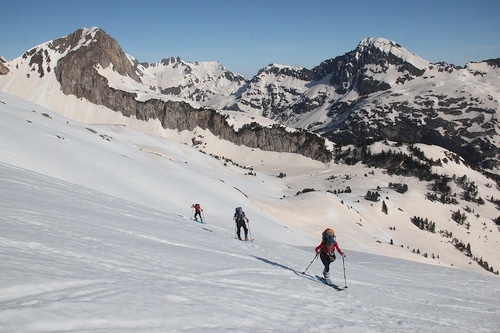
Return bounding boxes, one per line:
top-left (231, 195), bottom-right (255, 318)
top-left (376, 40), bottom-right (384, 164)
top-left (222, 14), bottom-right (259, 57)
top-left (0, 27), bottom-right (332, 163)
top-left (134, 56), bottom-right (246, 107)
top-left (224, 38), bottom-right (499, 171)
top-left (1, 91), bottom-right (500, 332)
top-left (1, 27), bottom-right (499, 172)
top-left (81, 32), bottom-right (500, 172)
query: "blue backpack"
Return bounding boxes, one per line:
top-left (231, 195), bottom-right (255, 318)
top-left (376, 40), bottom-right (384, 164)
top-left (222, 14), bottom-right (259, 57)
top-left (235, 207), bottom-right (245, 222)
top-left (322, 228), bottom-right (336, 245)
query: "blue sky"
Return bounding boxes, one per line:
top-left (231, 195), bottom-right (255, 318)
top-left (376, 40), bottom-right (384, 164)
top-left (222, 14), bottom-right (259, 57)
top-left (1, 0), bottom-right (499, 78)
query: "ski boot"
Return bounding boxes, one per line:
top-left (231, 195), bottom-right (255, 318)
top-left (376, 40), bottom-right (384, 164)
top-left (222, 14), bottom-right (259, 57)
top-left (323, 269), bottom-right (333, 285)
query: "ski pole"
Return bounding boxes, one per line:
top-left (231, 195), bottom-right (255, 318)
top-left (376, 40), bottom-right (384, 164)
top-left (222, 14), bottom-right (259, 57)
top-left (302, 252), bottom-right (319, 274)
top-left (247, 220), bottom-right (253, 242)
top-left (342, 255), bottom-right (348, 288)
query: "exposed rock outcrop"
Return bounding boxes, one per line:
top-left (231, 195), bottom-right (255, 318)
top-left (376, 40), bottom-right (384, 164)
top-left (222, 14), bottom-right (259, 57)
top-left (0, 62), bottom-right (8, 75)
top-left (53, 28), bottom-right (331, 162)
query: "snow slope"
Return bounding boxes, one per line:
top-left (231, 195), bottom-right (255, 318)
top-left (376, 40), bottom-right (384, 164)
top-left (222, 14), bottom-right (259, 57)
top-left (1, 92), bottom-right (499, 332)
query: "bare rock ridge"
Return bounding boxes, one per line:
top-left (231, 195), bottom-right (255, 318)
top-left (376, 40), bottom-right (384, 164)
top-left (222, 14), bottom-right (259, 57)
top-left (53, 28), bottom-right (332, 163)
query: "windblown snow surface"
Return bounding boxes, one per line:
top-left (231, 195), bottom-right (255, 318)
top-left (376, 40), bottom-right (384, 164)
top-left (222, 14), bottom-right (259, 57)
top-left (0, 92), bottom-right (499, 332)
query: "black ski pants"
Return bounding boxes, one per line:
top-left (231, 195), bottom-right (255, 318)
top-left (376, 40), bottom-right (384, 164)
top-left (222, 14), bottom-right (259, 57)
top-left (320, 253), bottom-right (331, 273)
top-left (236, 219), bottom-right (248, 238)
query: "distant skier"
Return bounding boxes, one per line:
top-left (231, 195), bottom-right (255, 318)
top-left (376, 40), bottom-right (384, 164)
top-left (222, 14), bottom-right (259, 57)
top-left (233, 207), bottom-right (250, 240)
top-left (191, 203), bottom-right (203, 222)
top-left (315, 228), bottom-right (345, 285)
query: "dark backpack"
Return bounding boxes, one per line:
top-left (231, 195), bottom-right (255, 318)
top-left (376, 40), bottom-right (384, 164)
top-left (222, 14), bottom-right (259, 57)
top-left (235, 207), bottom-right (245, 222)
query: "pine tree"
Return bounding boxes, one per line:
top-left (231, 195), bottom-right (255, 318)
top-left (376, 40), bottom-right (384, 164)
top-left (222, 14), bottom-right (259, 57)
top-left (382, 200), bottom-right (388, 214)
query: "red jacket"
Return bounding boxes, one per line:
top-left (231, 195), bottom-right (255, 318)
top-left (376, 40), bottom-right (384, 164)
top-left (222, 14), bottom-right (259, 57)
top-left (316, 241), bottom-right (344, 256)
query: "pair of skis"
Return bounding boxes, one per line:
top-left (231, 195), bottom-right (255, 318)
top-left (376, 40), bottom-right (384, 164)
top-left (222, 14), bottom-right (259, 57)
top-left (190, 218), bottom-right (205, 224)
top-left (316, 275), bottom-right (345, 291)
top-left (302, 253), bottom-right (347, 291)
top-left (236, 237), bottom-right (254, 242)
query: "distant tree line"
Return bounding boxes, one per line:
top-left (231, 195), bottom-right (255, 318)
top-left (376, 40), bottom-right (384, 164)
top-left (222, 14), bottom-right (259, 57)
top-left (474, 257), bottom-right (498, 275)
top-left (296, 188), bottom-right (316, 196)
top-left (389, 182), bottom-right (408, 194)
top-left (451, 238), bottom-right (472, 257)
top-left (451, 209), bottom-right (470, 229)
top-left (455, 175), bottom-right (484, 205)
top-left (410, 216), bottom-right (436, 233)
top-left (365, 190), bottom-right (380, 202)
top-left (334, 142), bottom-right (437, 181)
top-left (451, 237), bottom-right (498, 275)
top-left (329, 186), bottom-right (352, 194)
top-left (425, 175), bottom-right (458, 204)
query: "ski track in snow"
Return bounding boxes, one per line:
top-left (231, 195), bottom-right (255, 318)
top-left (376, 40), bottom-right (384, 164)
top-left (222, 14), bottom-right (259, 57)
top-left (1, 95), bottom-right (499, 332)
top-left (1, 162), bottom-right (499, 332)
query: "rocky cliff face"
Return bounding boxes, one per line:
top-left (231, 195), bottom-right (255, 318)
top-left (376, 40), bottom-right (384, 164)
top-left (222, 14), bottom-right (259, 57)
top-left (51, 28), bottom-right (331, 162)
top-left (0, 57), bottom-right (8, 75)
top-left (0, 63), bottom-right (8, 75)
top-left (54, 28), bottom-right (141, 105)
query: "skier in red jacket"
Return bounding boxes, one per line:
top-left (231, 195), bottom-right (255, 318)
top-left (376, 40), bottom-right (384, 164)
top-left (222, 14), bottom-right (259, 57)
top-left (315, 228), bottom-right (345, 285)
top-left (191, 203), bottom-right (203, 222)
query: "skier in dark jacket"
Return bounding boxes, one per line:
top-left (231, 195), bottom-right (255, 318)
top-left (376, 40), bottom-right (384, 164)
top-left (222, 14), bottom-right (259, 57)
top-left (233, 207), bottom-right (249, 240)
top-left (315, 228), bottom-right (345, 285)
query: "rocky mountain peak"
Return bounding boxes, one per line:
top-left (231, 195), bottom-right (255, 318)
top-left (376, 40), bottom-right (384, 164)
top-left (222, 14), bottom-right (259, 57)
top-left (51, 27), bottom-right (141, 110)
top-left (356, 37), bottom-right (429, 68)
top-left (314, 37), bottom-right (429, 95)
top-left (54, 27), bottom-right (140, 82)
top-left (149, 56), bottom-right (246, 83)
top-left (485, 58), bottom-right (500, 67)
top-left (159, 56), bottom-right (183, 66)
top-left (134, 56), bottom-right (247, 103)
top-left (254, 64), bottom-right (312, 82)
